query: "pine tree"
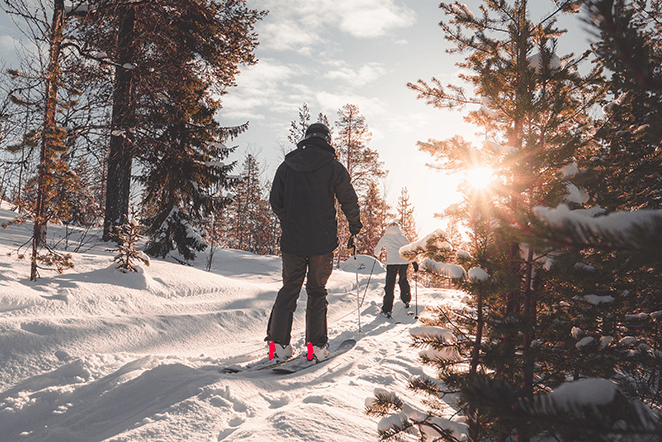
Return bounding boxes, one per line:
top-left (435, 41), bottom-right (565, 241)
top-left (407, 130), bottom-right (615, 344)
top-left (334, 104), bottom-right (388, 265)
top-left (59, 157), bottom-right (104, 228)
top-left (492, 0), bottom-right (662, 417)
top-left (0, 0), bottom-right (118, 278)
top-left (386, 1), bottom-right (608, 440)
top-left (316, 112), bottom-right (331, 131)
top-left (288, 102), bottom-right (311, 145)
top-left (335, 104), bottom-right (386, 198)
top-left (126, 1), bottom-right (263, 260)
top-left (396, 187), bottom-right (417, 241)
top-left (140, 72), bottom-right (239, 261)
top-left (575, 0), bottom-right (662, 213)
top-left (105, 217), bottom-right (150, 273)
top-left (508, 0), bottom-right (662, 411)
top-left (228, 153), bottom-right (274, 254)
top-left (69, 0), bottom-right (265, 241)
top-left (1, 0), bottom-right (113, 213)
top-left (102, 2), bottom-right (136, 242)
top-left (259, 180), bottom-right (281, 256)
top-left (0, 0), bottom-right (81, 280)
top-left (358, 181), bottom-right (393, 256)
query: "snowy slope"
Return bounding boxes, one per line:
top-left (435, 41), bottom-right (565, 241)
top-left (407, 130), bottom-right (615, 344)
top-left (0, 202), bottom-right (467, 442)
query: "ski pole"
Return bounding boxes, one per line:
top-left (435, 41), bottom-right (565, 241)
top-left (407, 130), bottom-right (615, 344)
top-left (412, 261), bottom-right (419, 319)
top-left (359, 258), bottom-right (377, 309)
top-left (349, 235), bottom-right (361, 337)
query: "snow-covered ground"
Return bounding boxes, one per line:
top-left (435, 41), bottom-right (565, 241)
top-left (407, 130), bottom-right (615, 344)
top-left (0, 201), bottom-right (467, 442)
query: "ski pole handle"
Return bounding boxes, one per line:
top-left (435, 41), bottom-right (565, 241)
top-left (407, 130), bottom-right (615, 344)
top-left (347, 235), bottom-right (356, 255)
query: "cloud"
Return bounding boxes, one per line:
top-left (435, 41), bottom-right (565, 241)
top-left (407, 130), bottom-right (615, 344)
top-left (260, 21), bottom-right (322, 52)
top-left (333, 0), bottom-right (416, 38)
top-left (0, 35), bottom-right (17, 53)
top-left (324, 62), bottom-right (386, 86)
top-left (221, 59), bottom-right (302, 121)
top-left (259, 0), bottom-right (416, 51)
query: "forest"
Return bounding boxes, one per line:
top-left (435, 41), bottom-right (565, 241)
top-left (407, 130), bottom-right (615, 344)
top-left (1, 0), bottom-right (662, 440)
top-left (0, 0), bottom-right (416, 279)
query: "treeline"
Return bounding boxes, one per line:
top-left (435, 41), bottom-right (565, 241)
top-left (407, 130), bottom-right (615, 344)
top-left (0, 1), bottom-right (418, 278)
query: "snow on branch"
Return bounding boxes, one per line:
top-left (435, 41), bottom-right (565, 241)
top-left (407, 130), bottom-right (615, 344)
top-left (467, 267), bottom-right (488, 281)
top-left (529, 204), bottom-right (662, 257)
top-left (366, 387), bottom-right (468, 441)
top-left (410, 326), bottom-right (462, 362)
top-left (422, 258), bottom-right (466, 280)
top-left (399, 228), bottom-right (453, 261)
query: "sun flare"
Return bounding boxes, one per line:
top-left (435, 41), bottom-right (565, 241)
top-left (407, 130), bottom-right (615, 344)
top-left (465, 167), bottom-right (494, 189)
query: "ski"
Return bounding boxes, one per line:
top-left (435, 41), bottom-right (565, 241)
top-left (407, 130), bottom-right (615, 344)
top-left (271, 339), bottom-right (356, 374)
top-left (219, 353), bottom-right (303, 374)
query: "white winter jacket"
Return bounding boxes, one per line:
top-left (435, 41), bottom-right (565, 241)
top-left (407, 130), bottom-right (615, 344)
top-left (373, 225), bottom-right (410, 265)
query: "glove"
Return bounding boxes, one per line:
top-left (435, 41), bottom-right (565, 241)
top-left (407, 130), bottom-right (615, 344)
top-left (347, 235), bottom-right (356, 254)
top-left (412, 261), bottom-right (419, 272)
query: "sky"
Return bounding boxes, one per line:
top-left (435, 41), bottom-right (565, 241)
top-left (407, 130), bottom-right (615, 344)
top-left (219, 0), bottom-right (478, 236)
top-left (0, 1), bottom-right (594, 236)
top-left (217, 0), bottom-right (595, 236)
top-left (1, 200), bottom-right (654, 441)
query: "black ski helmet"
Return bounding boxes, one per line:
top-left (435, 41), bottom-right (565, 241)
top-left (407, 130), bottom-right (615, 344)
top-left (304, 123), bottom-right (331, 143)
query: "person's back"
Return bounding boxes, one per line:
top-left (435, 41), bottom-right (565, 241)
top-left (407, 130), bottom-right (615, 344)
top-left (270, 133), bottom-right (360, 256)
top-left (374, 222), bottom-right (411, 317)
top-left (374, 224), bottom-right (410, 265)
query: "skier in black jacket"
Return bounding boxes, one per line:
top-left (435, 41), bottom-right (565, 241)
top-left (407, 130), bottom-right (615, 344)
top-left (267, 122), bottom-right (362, 362)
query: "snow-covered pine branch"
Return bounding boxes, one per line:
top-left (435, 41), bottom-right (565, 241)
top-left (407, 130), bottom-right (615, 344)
top-left (410, 326), bottom-right (463, 363)
top-left (366, 387), bottom-right (469, 441)
top-left (365, 388), bottom-right (404, 417)
top-left (400, 228), bottom-right (454, 261)
top-left (422, 258), bottom-right (467, 280)
top-left (528, 204), bottom-right (662, 259)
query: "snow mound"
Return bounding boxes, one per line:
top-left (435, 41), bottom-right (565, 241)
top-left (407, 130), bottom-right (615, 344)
top-left (339, 254), bottom-right (385, 274)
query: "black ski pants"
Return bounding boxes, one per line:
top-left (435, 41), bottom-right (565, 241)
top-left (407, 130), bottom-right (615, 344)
top-left (382, 264), bottom-right (411, 314)
top-left (266, 252), bottom-right (334, 347)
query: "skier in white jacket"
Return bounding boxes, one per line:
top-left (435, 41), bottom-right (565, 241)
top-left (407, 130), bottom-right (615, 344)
top-left (373, 222), bottom-right (411, 318)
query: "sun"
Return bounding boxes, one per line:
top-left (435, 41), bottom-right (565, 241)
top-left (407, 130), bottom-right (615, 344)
top-left (465, 167), bottom-right (494, 189)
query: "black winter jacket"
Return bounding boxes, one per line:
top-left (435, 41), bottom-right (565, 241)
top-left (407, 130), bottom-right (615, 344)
top-left (270, 137), bottom-right (362, 256)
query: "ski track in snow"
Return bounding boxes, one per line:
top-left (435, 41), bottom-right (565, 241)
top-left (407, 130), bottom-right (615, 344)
top-left (0, 202), bottom-right (466, 441)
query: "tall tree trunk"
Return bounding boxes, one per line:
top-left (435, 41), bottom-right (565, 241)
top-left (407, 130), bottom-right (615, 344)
top-left (103, 4), bottom-right (136, 241)
top-left (31, 0), bottom-right (65, 280)
top-left (521, 248), bottom-right (536, 396)
top-left (470, 286), bottom-right (484, 374)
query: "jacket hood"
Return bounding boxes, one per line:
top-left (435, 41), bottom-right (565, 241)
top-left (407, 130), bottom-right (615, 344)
top-left (285, 137), bottom-right (337, 173)
top-left (385, 224), bottom-right (406, 236)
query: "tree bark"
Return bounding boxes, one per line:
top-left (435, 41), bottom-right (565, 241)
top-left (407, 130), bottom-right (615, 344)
top-left (103, 4), bottom-right (136, 241)
top-left (31, 0), bottom-right (66, 280)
